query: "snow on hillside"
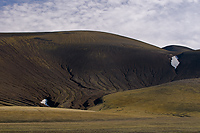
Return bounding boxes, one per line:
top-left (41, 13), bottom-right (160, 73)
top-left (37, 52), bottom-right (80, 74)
top-left (41, 99), bottom-right (49, 106)
top-left (171, 56), bottom-right (180, 69)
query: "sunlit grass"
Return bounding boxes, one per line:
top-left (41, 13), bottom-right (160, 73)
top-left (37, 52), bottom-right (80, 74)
top-left (94, 78), bottom-right (200, 117)
top-left (1, 106), bottom-right (200, 132)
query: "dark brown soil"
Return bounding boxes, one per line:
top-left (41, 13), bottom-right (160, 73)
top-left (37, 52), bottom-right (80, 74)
top-left (0, 31), bottom-right (199, 109)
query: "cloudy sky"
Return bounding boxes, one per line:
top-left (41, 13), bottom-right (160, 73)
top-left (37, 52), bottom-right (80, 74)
top-left (0, 0), bottom-right (199, 49)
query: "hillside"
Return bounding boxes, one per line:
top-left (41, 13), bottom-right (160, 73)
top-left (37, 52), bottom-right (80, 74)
top-left (93, 78), bottom-right (200, 117)
top-left (0, 31), bottom-right (200, 109)
top-left (163, 45), bottom-right (193, 53)
top-left (175, 50), bottom-right (200, 79)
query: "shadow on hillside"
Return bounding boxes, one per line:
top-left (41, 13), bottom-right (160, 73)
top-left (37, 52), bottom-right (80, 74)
top-left (46, 97), bottom-right (59, 107)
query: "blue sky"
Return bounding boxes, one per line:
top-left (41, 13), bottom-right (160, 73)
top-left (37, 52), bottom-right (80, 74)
top-left (0, 0), bottom-right (199, 49)
top-left (0, 0), bottom-right (44, 7)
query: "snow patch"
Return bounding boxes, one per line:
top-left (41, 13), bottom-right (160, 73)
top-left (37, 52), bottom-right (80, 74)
top-left (41, 99), bottom-right (49, 106)
top-left (171, 56), bottom-right (180, 69)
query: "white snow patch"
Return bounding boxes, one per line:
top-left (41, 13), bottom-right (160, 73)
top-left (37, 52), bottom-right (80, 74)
top-left (171, 56), bottom-right (180, 69)
top-left (41, 99), bottom-right (49, 106)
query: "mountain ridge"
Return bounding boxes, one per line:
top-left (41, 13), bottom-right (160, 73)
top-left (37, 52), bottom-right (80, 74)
top-left (0, 31), bottom-right (199, 109)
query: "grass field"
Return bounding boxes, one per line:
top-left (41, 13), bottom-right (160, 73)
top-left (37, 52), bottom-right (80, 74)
top-left (1, 118), bottom-right (200, 132)
top-left (93, 78), bottom-right (200, 117)
top-left (1, 106), bottom-right (200, 132)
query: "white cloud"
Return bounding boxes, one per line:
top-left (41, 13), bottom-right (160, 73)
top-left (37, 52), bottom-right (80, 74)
top-left (0, 0), bottom-right (199, 49)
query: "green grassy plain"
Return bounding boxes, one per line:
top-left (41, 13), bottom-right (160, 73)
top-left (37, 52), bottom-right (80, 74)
top-left (1, 106), bottom-right (200, 132)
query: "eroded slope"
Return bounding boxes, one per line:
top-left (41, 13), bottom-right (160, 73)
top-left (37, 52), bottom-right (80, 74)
top-left (0, 31), bottom-right (199, 109)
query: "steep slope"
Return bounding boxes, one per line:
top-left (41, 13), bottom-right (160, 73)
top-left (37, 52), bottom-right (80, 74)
top-left (94, 78), bottom-right (200, 117)
top-left (0, 31), bottom-right (199, 109)
top-left (175, 50), bottom-right (200, 79)
top-left (163, 45), bottom-right (200, 80)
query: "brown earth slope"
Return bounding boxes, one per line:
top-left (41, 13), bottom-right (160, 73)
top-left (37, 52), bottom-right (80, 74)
top-left (0, 31), bottom-right (199, 109)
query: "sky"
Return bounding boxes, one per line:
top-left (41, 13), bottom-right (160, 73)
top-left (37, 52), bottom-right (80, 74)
top-left (0, 0), bottom-right (199, 49)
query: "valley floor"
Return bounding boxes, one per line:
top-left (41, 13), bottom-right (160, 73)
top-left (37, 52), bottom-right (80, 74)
top-left (1, 117), bottom-right (200, 132)
top-left (1, 106), bottom-right (200, 132)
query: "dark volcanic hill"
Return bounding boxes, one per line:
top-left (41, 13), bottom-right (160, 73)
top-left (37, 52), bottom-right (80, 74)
top-left (163, 45), bottom-right (193, 53)
top-left (0, 31), bottom-right (199, 109)
top-left (175, 50), bottom-right (200, 79)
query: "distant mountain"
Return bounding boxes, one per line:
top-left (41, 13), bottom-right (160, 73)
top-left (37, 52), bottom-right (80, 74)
top-left (0, 31), bottom-right (199, 109)
top-left (163, 45), bottom-right (193, 53)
